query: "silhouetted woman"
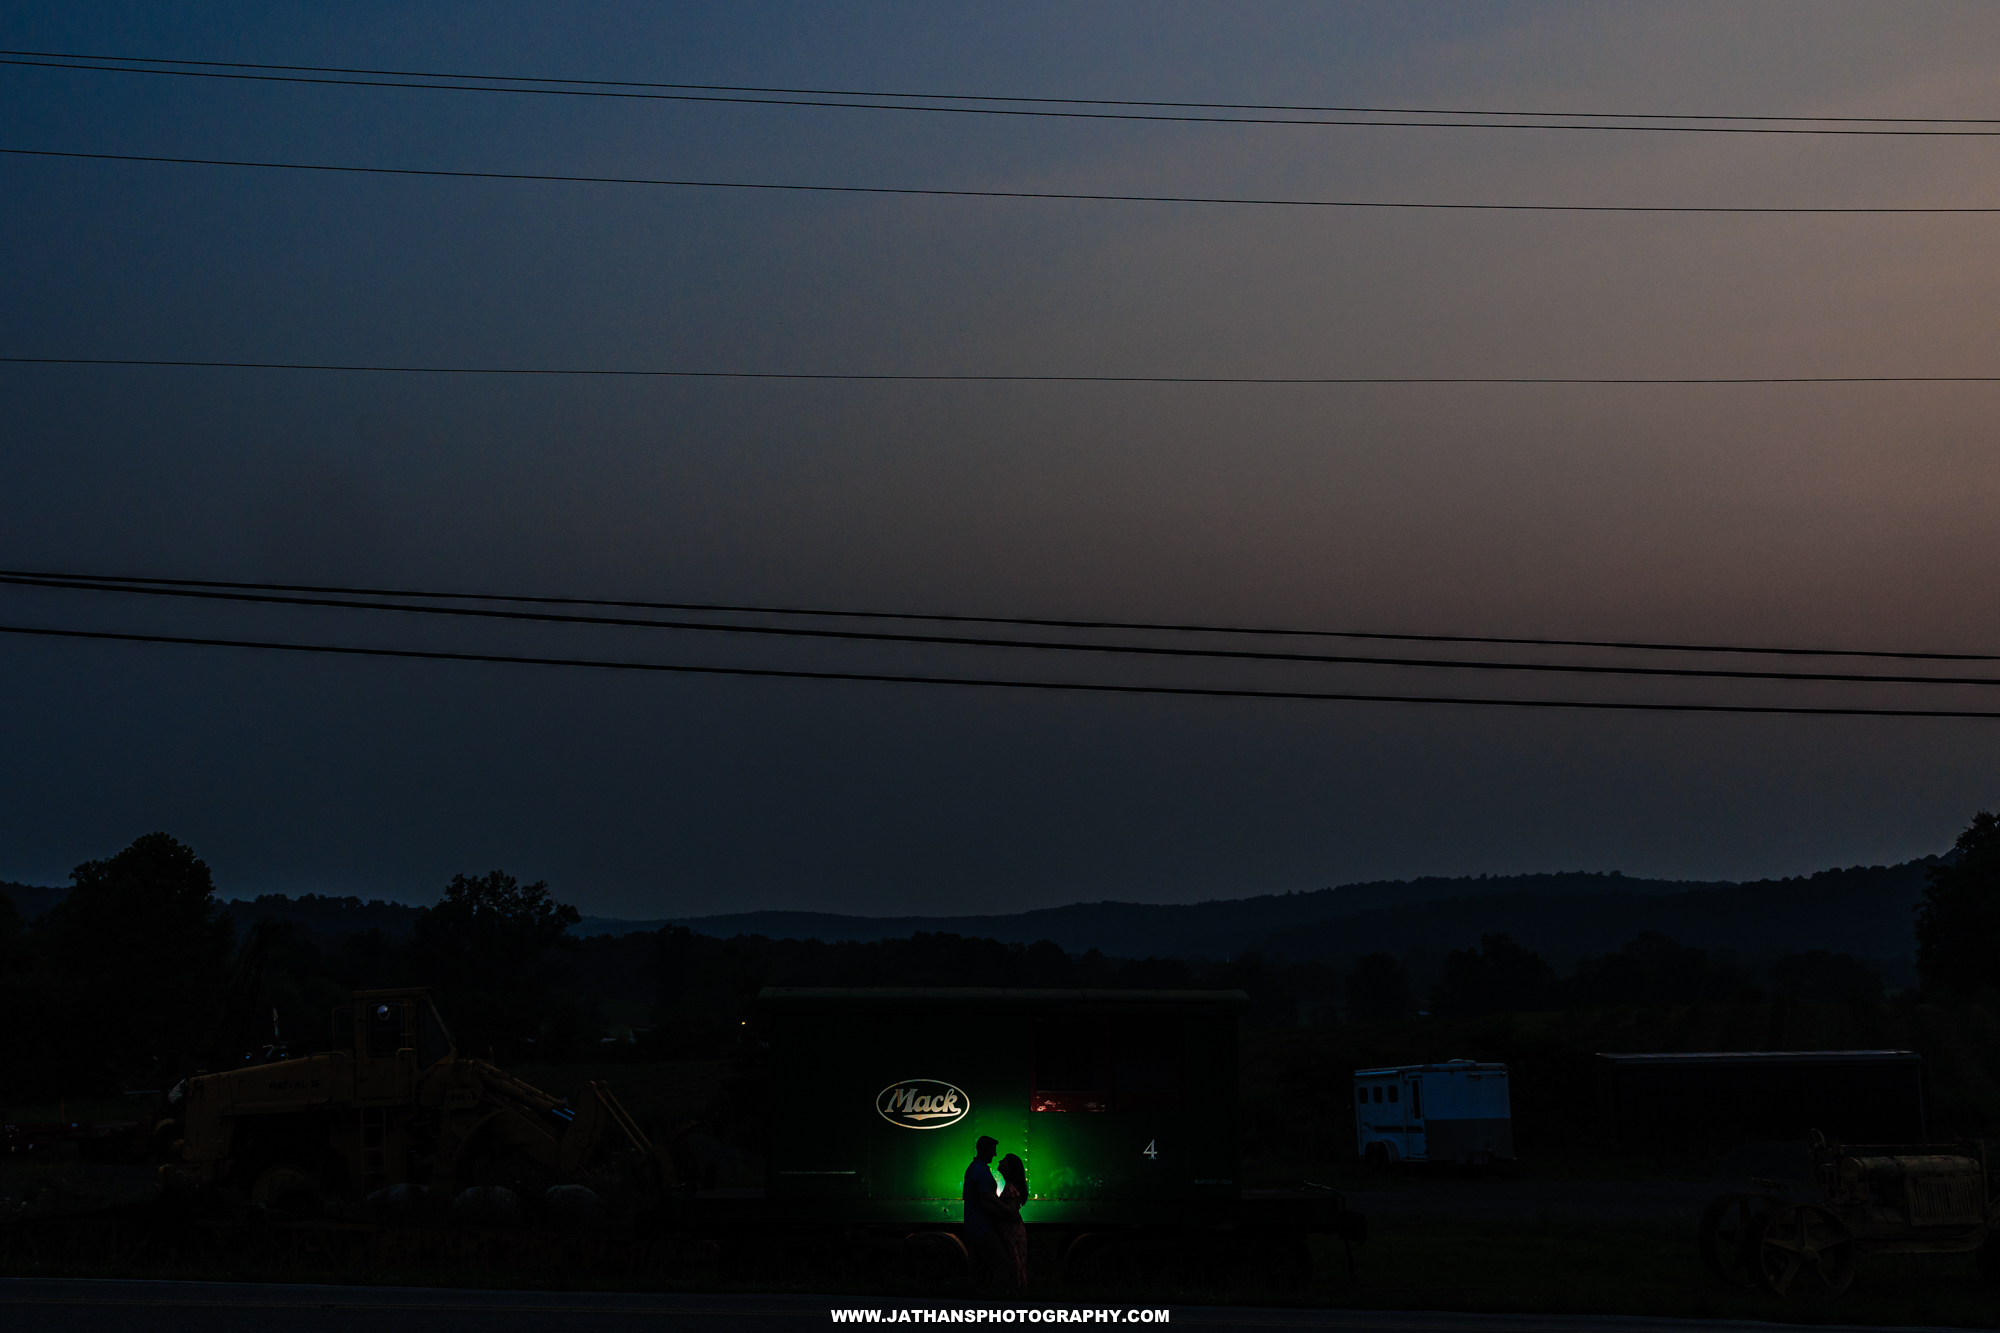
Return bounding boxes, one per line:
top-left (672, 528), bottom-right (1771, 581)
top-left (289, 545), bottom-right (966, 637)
top-left (996, 1153), bottom-right (1029, 1290)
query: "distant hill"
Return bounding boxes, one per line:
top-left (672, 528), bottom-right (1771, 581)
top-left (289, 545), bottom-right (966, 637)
top-left (0, 885), bottom-right (431, 942)
top-left (0, 882), bottom-right (64, 922)
top-left (4, 859), bottom-right (1945, 983)
top-left (576, 915), bottom-right (669, 937)
top-left (663, 859), bottom-right (1940, 981)
top-left (666, 870), bottom-right (1717, 957)
top-left (1249, 859), bottom-right (1939, 977)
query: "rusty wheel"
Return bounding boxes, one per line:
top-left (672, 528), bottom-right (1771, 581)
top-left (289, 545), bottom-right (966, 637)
top-left (1245, 1233), bottom-right (1314, 1288)
top-left (896, 1230), bottom-right (969, 1289)
top-left (1746, 1203), bottom-right (1856, 1297)
top-left (1062, 1231), bottom-right (1129, 1284)
top-left (1978, 1233), bottom-right (2000, 1287)
top-left (1698, 1192), bottom-right (1769, 1286)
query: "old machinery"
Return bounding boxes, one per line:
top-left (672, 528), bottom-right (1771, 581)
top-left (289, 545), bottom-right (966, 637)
top-left (1700, 1131), bottom-right (2000, 1298)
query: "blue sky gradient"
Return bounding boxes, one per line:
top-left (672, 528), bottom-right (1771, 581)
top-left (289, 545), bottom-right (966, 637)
top-left (4, 3), bottom-right (2000, 914)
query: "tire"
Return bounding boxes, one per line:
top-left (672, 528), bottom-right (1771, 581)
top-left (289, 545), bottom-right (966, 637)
top-left (896, 1230), bottom-right (969, 1290)
top-left (1245, 1234), bottom-right (1314, 1288)
top-left (1063, 1231), bottom-right (1128, 1284)
top-left (249, 1164), bottom-right (323, 1217)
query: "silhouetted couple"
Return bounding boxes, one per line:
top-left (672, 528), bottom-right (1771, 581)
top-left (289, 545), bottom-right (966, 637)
top-left (963, 1134), bottom-right (1028, 1289)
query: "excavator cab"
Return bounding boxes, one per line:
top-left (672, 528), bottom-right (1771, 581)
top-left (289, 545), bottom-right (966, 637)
top-left (331, 989), bottom-right (457, 1102)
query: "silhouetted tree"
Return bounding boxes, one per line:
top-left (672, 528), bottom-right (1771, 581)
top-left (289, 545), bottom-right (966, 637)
top-left (1074, 949), bottom-right (1112, 986)
top-left (1025, 938), bottom-right (1071, 985)
top-left (0, 893), bottom-right (31, 1098)
top-left (40, 832), bottom-right (236, 1089)
top-left (1346, 952), bottom-right (1414, 1022)
top-left (0, 891), bottom-right (25, 975)
top-left (338, 927), bottom-right (407, 990)
top-left (1564, 932), bottom-right (1740, 1008)
top-left (1769, 950), bottom-right (1882, 1005)
top-left (1915, 811), bottom-right (2000, 994)
top-left (1430, 933), bottom-right (1557, 1016)
top-left (1211, 952), bottom-right (1299, 1028)
top-left (1116, 956), bottom-right (1198, 989)
top-left (410, 870), bottom-right (580, 1058)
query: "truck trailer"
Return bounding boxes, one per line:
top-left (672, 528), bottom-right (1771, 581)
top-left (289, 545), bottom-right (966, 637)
top-left (1353, 1059), bottom-right (1513, 1166)
top-left (1596, 1051), bottom-right (1925, 1149)
top-left (676, 987), bottom-right (1365, 1283)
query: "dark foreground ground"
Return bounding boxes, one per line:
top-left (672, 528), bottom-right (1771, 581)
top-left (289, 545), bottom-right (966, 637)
top-left (11, 1160), bottom-right (1999, 1326)
top-left (0, 1278), bottom-right (1974, 1333)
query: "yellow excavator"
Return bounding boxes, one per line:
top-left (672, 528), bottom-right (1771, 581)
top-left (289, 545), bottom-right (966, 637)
top-left (163, 987), bottom-right (676, 1219)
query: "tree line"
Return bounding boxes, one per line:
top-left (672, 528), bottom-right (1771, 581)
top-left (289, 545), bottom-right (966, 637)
top-left (0, 837), bottom-right (588, 1100)
top-left (4, 812), bottom-right (1998, 1106)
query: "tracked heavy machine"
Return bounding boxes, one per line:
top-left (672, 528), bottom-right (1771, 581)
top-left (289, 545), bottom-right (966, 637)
top-left (161, 988), bottom-right (677, 1222)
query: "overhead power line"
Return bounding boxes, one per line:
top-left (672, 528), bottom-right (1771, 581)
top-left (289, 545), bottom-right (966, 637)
top-left (9, 571), bottom-right (2000, 688)
top-left (9, 146), bottom-right (1995, 215)
top-left (10, 568), bottom-right (1996, 664)
top-left (6, 622), bottom-right (1999, 719)
top-left (5, 356), bottom-right (1996, 386)
top-left (10, 49), bottom-right (1998, 124)
top-left (3, 49), bottom-right (2000, 135)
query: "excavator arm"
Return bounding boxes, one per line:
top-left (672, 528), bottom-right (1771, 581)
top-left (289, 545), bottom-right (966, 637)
top-left (559, 1080), bottom-right (682, 1197)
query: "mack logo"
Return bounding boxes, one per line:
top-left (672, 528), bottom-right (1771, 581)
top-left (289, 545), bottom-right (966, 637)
top-left (876, 1079), bottom-right (971, 1129)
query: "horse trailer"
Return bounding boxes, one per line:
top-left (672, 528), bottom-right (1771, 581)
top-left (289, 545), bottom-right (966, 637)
top-left (1354, 1059), bottom-right (1513, 1166)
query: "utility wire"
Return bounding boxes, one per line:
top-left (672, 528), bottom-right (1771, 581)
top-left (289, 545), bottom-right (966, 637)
top-left (10, 568), bottom-right (1997, 664)
top-left (9, 49), bottom-right (1996, 125)
top-left (5, 356), bottom-right (1996, 385)
top-left (9, 572), bottom-right (2000, 688)
top-left (3, 50), bottom-right (2000, 134)
top-left (8, 55), bottom-right (2000, 136)
top-left (9, 146), bottom-right (1995, 215)
top-left (6, 622), bottom-right (1999, 719)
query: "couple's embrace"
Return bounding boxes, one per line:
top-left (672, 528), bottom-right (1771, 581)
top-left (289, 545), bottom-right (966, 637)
top-left (962, 1134), bottom-right (1028, 1289)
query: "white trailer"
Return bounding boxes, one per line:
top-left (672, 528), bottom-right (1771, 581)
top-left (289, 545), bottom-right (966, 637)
top-left (1354, 1059), bottom-right (1513, 1165)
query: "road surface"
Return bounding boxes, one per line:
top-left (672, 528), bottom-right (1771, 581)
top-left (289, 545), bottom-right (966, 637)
top-left (0, 1279), bottom-right (1960, 1333)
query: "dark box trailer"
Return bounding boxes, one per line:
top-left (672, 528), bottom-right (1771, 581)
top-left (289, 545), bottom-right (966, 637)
top-left (670, 988), bottom-right (1363, 1279)
top-left (1596, 1051), bottom-right (1926, 1148)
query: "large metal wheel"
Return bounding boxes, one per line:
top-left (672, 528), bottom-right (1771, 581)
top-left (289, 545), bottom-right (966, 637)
top-left (1698, 1192), bottom-right (1769, 1286)
top-left (896, 1230), bottom-right (969, 1289)
top-left (1976, 1232), bottom-right (2000, 1287)
top-left (1062, 1231), bottom-right (1129, 1284)
top-left (1244, 1233), bottom-right (1315, 1288)
top-left (1745, 1203), bottom-right (1856, 1297)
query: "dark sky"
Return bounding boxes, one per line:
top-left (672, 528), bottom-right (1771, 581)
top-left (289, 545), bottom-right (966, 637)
top-left (4, 3), bottom-right (2000, 917)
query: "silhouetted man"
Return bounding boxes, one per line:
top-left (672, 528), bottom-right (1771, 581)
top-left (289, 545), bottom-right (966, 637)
top-left (962, 1134), bottom-right (1010, 1284)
